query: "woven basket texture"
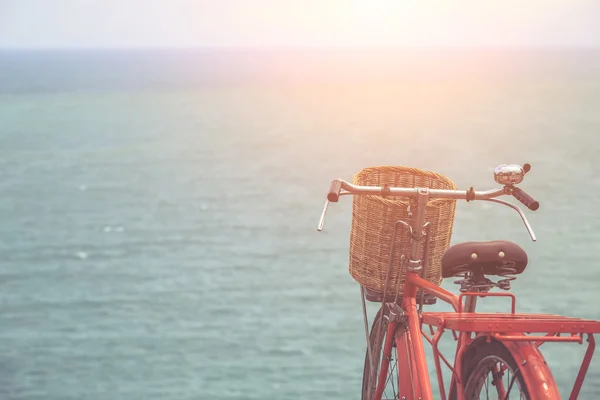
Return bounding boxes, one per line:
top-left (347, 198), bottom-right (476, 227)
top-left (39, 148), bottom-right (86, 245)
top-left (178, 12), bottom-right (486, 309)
top-left (349, 166), bottom-right (457, 295)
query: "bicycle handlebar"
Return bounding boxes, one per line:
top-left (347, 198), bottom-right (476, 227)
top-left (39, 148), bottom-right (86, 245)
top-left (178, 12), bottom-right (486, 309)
top-left (318, 165), bottom-right (540, 241)
top-left (511, 187), bottom-right (539, 211)
top-left (328, 180), bottom-right (507, 202)
top-left (327, 180), bottom-right (342, 202)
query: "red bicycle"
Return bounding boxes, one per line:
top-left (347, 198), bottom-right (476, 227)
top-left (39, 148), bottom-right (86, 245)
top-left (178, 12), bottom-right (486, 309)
top-left (318, 164), bottom-right (600, 400)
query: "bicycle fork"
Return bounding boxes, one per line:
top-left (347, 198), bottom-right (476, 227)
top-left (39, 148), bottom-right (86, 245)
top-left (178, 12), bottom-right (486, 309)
top-left (373, 303), bottom-right (434, 400)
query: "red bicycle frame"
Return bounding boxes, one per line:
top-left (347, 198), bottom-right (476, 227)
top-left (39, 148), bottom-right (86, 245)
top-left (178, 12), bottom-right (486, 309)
top-left (318, 167), bottom-right (600, 400)
top-left (371, 270), bottom-right (600, 400)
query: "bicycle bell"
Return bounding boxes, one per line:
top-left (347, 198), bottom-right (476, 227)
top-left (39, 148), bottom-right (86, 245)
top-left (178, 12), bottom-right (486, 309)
top-left (494, 164), bottom-right (525, 185)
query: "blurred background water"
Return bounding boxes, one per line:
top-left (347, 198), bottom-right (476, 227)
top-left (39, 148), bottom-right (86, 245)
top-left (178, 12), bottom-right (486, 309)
top-left (0, 48), bottom-right (599, 399)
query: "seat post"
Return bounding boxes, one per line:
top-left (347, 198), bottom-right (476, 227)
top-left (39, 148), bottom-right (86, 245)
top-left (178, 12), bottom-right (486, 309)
top-left (459, 270), bottom-right (488, 312)
top-left (463, 296), bottom-right (477, 313)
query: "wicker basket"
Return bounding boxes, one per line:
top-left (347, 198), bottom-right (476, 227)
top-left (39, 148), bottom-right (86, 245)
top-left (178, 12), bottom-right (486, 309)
top-left (349, 166), bottom-right (457, 296)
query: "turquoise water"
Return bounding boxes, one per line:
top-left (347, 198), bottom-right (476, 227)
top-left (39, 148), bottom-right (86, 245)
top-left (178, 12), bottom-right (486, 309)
top-left (1, 49), bottom-right (600, 399)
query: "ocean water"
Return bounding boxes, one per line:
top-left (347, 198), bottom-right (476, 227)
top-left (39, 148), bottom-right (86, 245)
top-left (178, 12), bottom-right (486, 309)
top-left (0, 48), bottom-right (599, 399)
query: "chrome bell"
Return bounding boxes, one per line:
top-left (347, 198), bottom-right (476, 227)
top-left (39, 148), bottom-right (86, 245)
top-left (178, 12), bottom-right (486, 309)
top-left (494, 164), bottom-right (525, 185)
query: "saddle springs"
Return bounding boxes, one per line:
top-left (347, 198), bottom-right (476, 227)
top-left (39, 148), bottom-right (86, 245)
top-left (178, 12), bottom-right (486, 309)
top-left (453, 262), bottom-right (518, 292)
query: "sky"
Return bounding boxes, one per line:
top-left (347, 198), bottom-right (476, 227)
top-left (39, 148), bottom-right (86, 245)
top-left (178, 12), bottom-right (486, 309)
top-left (1, 0), bottom-right (600, 48)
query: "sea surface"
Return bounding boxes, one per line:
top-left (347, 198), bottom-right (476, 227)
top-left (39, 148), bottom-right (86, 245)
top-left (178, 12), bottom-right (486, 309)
top-left (1, 48), bottom-right (599, 399)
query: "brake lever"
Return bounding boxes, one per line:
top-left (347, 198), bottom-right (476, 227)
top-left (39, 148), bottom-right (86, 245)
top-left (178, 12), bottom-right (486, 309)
top-left (483, 198), bottom-right (537, 242)
top-left (317, 199), bottom-right (330, 231)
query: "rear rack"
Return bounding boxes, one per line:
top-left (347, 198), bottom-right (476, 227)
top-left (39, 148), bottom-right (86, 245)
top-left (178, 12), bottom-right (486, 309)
top-left (421, 310), bottom-right (600, 400)
top-left (422, 312), bottom-right (600, 337)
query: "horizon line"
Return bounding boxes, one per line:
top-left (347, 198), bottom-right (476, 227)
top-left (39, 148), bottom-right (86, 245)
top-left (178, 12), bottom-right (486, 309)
top-left (1, 44), bottom-right (600, 52)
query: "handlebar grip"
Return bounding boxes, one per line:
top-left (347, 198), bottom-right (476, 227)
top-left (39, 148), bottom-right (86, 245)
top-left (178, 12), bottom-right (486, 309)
top-left (327, 180), bottom-right (342, 202)
top-left (512, 187), bottom-right (540, 211)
